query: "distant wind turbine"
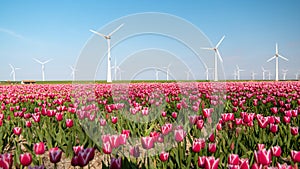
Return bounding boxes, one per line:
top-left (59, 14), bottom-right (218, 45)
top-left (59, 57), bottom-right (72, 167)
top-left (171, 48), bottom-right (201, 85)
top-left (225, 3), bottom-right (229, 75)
top-left (155, 68), bottom-right (160, 81)
top-left (9, 64), bottom-right (21, 81)
top-left (201, 35), bottom-right (225, 81)
top-left (90, 24), bottom-right (124, 83)
top-left (267, 71), bottom-right (272, 80)
top-left (282, 69), bottom-right (288, 80)
top-left (261, 67), bottom-right (269, 80)
top-left (233, 70), bottom-right (237, 80)
top-left (251, 71), bottom-right (257, 80)
top-left (69, 65), bottom-right (77, 81)
top-left (236, 65), bottom-right (245, 80)
top-left (33, 58), bottom-right (52, 81)
top-left (163, 63), bottom-right (172, 81)
top-left (111, 59), bottom-right (120, 81)
top-left (295, 72), bottom-right (299, 80)
top-left (185, 69), bottom-right (192, 80)
top-left (267, 43), bottom-right (288, 81)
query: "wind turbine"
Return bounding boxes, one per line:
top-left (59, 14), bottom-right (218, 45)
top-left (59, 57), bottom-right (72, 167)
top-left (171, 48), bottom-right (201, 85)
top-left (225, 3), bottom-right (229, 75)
top-left (282, 69), bottom-right (288, 80)
top-left (69, 65), bottom-right (77, 81)
top-left (9, 64), bottom-right (21, 81)
top-left (111, 59), bottom-right (120, 81)
top-left (90, 24), bottom-right (124, 83)
top-left (201, 35), bottom-right (225, 81)
top-left (295, 72), bottom-right (299, 80)
top-left (155, 68), bottom-right (160, 81)
top-left (185, 69), bottom-right (192, 80)
top-left (251, 71), bottom-right (257, 80)
top-left (163, 63), bottom-right (172, 81)
top-left (267, 43), bottom-right (288, 81)
top-left (261, 67), bottom-right (269, 80)
top-left (236, 65), bottom-right (245, 80)
top-left (267, 71), bottom-right (272, 80)
top-left (232, 70), bottom-right (237, 80)
top-left (33, 58), bottom-right (52, 81)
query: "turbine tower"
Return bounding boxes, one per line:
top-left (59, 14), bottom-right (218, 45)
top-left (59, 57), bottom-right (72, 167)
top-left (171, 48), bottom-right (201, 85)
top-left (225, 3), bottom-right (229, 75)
top-left (282, 69), bottom-right (288, 80)
top-left (9, 64), bottom-right (21, 81)
top-left (111, 59), bottom-right (120, 81)
top-left (155, 68), bottom-right (160, 81)
top-left (251, 71), bottom-right (257, 80)
top-left (236, 65), bottom-right (245, 80)
top-left (69, 65), bottom-right (77, 81)
top-left (90, 24), bottom-right (124, 83)
top-left (267, 43), bottom-right (288, 81)
top-left (185, 69), bottom-right (191, 80)
top-left (163, 63), bottom-right (172, 81)
top-left (261, 67), bottom-right (269, 80)
top-left (233, 70), bottom-right (237, 80)
top-left (33, 58), bottom-right (52, 81)
top-left (201, 35), bottom-right (225, 81)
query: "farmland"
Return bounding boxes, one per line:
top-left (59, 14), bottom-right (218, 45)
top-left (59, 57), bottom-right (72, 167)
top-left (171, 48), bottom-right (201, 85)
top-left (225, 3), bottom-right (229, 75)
top-left (0, 81), bottom-right (299, 169)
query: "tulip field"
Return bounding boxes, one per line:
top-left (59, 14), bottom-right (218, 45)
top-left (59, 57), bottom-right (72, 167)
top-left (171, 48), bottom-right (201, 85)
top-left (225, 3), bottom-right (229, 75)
top-left (0, 81), bottom-right (300, 169)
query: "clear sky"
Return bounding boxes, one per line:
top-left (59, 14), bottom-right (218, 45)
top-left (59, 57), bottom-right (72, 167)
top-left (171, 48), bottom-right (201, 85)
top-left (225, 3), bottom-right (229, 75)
top-left (0, 0), bottom-right (300, 81)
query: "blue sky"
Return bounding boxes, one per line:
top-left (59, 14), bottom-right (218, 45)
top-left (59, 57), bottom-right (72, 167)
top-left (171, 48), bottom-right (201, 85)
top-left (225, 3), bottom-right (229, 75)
top-left (0, 0), bottom-right (300, 81)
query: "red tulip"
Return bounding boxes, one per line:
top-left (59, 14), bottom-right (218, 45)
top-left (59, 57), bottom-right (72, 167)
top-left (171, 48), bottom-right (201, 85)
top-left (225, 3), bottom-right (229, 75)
top-left (121, 129), bottom-right (130, 139)
top-left (110, 157), bottom-right (121, 169)
top-left (26, 121), bottom-right (32, 128)
top-left (20, 153), bottom-right (32, 166)
top-left (204, 156), bottom-right (219, 169)
top-left (161, 111), bottom-right (167, 117)
top-left (0, 153), bottom-right (13, 168)
top-left (283, 116), bottom-right (290, 123)
top-left (13, 127), bottom-right (22, 136)
top-left (198, 156), bottom-right (206, 168)
top-left (271, 146), bottom-right (281, 157)
top-left (161, 123), bottom-right (172, 135)
top-left (291, 150), bottom-right (300, 163)
top-left (274, 116), bottom-right (281, 124)
top-left (208, 133), bottom-right (215, 142)
top-left (239, 158), bottom-right (249, 169)
top-left (269, 124), bottom-right (278, 133)
top-left (174, 129), bottom-right (186, 142)
top-left (256, 149), bottom-right (272, 165)
top-left (208, 143), bottom-right (216, 153)
top-left (32, 113), bottom-right (41, 123)
top-left (99, 118), bottom-right (106, 126)
top-left (159, 151), bottom-right (169, 162)
top-left (251, 163), bottom-right (262, 169)
top-left (291, 126), bottom-right (298, 135)
top-left (0, 159), bottom-right (10, 169)
top-left (203, 108), bottom-right (211, 118)
top-left (55, 112), bottom-right (63, 121)
top-left (192, 138), bottom-right (203, 153)
top-left (171, 112), bottom-right (177, 119)
top-left (73, 145), bottom-right (84, 156)
top-left (257, 117), bottom-right (268, 128)
top-left (102, 142), bottom-right (112, 154)
top-left (276, 163), bottom-right (293, 169)
top-left (196, 119), bottom-right (204, 130)
top-left (34, 142), bottom-right (45, 155)
top-left (257, 144), bottom-right (265, 151)
top-left (66, 119), bottom-right (73, 128)
top-left (270, 107), bottom-right (278, 114)
top-left (49, 147), bottom-right (62, 164)
top-left (228, 154), bottom-right (239, 165)
top-left (111, 116), bottom-right (118, 124)
top-left (141, 136), bottom-right (155, 150)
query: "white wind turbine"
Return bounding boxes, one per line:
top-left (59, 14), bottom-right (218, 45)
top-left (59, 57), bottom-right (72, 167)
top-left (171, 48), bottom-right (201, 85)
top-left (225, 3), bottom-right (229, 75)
top-left (90, 24), bottom-right (124, 83)
top-left (111, 59), bottom-right (120, 81)
top-left (155, 68), bottom-right (160, 81)
top-left (9, 64), bottom-right (21, 81)
top-left (185, 69), bottom-right (192, 80)
top-left (33, 58), bottom-right (52, 81)
top-left (232, 69), bottom-right (237, 80)
top-left (201, 36), bottom-right (225, 81)
top-left (282, 69), bottom-right (288, 80)
top-left (267, 71), bottom-right (272, 80)
top-left (250, 71), bottom-right (257, 80)
top-left (236, 65), bottom-right (245, 80)
top-left (69, 65), bottom-right (77, 81)
top-left (261, 67), bottom-right (270, 80)
top-left (267, 43), bottom-right (288, 81)
top-left (295, 72), bottom-right (299, 80)
top-left (163, 63), bottom-right (172, 81)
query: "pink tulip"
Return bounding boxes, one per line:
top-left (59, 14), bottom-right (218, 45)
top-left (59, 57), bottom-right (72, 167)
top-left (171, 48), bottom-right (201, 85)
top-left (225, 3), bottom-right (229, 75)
top-left (204, 156), bottom-right (219, 169)
top-left (198, 156), bottom-right (206, 168)
top-left (141, 136), bottom-right (155, 150)
top-left (34, 142), bottom-right (45, 155)
top-left (129, 146), bottom-right (140, 158)
top-left (66, 119), bottom-right (73, 128)
top-left (290, 126), bottom-right (298, 135)
top-left (271, 146), bottom-right (281, 157)
top-left (239, 158), bottom-right (249, 169)
top-left (269, 124), bottom-right (278, 133)
top-left (174, 129), bottom-right (186, 142)
top-left (13, 127), bottom-right (22, 136)
top-left (208, 143), bottom-right (216, 153)
top-left (159, 151), bottom-right (169, 162)
top-left (228, 154), bottom-right (239, 165)
top-left (19, 153), bottom-right (32, 166)
top-left (291, 150), bottom-right (300, 163)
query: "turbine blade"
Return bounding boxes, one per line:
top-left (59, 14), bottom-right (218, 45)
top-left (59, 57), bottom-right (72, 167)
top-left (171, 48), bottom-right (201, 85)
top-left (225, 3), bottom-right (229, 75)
top-left (9, 64), bottom-right (13, 69)
top-left (278, 54), bottom-right (288, 61)
top-left (216, 50), bottom-right (223, 62)
top-left (33, 58), bottom-right (43, 64)
top-left (15, 68), bottom-right (21, 70)
top-left (276, 43), bottom-right (278, 54)
top-left (108, 23), bottom-right (124, 36)
top-left (267, 56), bottom-right (276, 62)
top-left (215, 35), bottom-right (225, 48)
top-left (10, 71), bottom-right (14, 76)
top-left (201, 47), bottom-right (214, 50)
top-left (43, 59), bottom-right (52, 64)
top-left (89, 29), bottom-right (106, 37)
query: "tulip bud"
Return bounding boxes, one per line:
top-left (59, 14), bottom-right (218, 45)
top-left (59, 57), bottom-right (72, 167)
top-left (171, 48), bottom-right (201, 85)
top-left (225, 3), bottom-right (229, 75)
top-left (34, 142), bottom-right (45, 155)
top-left (20, 153), bottom-right (32, 166)
top-left (159, 151), bottom-right (169, 162)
